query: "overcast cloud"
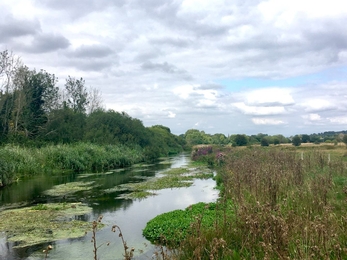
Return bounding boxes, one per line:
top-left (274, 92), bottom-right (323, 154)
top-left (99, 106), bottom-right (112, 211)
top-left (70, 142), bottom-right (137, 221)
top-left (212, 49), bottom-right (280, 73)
top-left (1, 0), bottom-right (347, 136)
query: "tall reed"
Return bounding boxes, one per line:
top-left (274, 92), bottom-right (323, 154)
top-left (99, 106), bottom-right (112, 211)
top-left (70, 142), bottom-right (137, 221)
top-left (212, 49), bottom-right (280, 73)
top-left (0, 143), bottom-right (145, 187)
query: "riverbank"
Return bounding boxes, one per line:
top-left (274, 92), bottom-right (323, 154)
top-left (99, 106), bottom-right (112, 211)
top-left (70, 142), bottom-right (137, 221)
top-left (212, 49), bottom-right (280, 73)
top-left (161, 145), bottom-right (347, 259)
top-left (0, 143), bottom-right (164, 187)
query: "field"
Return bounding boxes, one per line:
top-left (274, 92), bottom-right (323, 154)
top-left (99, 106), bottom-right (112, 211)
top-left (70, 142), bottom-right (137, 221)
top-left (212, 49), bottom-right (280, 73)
top-left (153, 144), bottom-right (347, 259)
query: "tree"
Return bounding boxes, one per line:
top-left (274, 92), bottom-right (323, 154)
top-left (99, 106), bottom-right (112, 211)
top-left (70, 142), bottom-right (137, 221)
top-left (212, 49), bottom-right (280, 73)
top-left (301, 134), bottom-right (310, 143)
top-left (292, 135), bottom-right (301, 146)
top-left (185, 129), bottom-right (204, 145)
top-left (211, 133), bottom-right (228, 145)
top-left (273, 138), bottom-right (280, 145)
top-left (0, 50), bottom-right (21, 140)
top-left (233, 134), bottom-right (248, 146)
top-left (343, 134), bottom-right (347, 147)
top-left (64, 76), bottom-right (89, 114)
top-left (43, 107), bottom-right (86, 143)
top-left (261, 137), bottom-right (269, 146)
top-left (87, 87), bottom-right (104, 114)
top-left (13, 68), bottom-right (59, 139)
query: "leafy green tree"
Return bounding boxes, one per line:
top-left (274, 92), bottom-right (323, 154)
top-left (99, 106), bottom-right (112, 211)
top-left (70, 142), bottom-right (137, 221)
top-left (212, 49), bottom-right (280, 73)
top-left (261, 137), bottom-right (269, 146)
top-left (301, 134), bottom-right (310, 143)
top-left (64, 76), bottom-right (89, 114)
top-left (273, 138), bottom-right (280, 145)
top-left (0, 50), bottom-right (21, 140)
top-left (147, 125), bottom-right (182, 155)
top-left (211, 133), bottom-right (228, 145)
top-left (185, 129), bottom-right (204, 145)
top-left (9, 67), bottom-right (59, 140)
top-left (84, 109), bottom-right (150, 147)
top-left (233, 134), bottom-right (248, 146)
top-left (42, 106), bottom-right (86, 143)
top-left (292, 135), bottom-right (301, 146)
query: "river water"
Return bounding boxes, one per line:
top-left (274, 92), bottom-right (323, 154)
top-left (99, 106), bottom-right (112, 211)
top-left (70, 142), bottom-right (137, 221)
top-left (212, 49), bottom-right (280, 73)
top-left (0, 153), bottom-right (219, 260)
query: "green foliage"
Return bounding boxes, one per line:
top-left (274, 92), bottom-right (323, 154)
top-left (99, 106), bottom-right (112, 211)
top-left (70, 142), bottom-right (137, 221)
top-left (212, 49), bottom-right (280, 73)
top-left (0, 143), bottom-right (146, 187)
top-left (301, 134), bottom-right (310, 143)
top-left (143, 202), bottom-right (217, 246)
top-left (292, 135), bottom-right (302, 146)
top-left (185, 129), bottom-right (205, 146)
top-left (147, 125), bottom-right (183, 156)
top-left (31, 204), bottom-right (48, 210)
top-left (0, 145), bottom-right (41, 186)
top-left (43, 143), bottom-right (144, 171)
top-left (233, 134), bottom-right (248, 146)
top-left (64, 76), bottom-right (89, 114)
top-left (260, 137), bottom-right (269, 146)
top-left (42, 107), bottom-right (86, 144)
top-left (84, 109), bottom-right (150, 147)
top-left (273, 138), bottom-right (280, 145)
top-left (343, 134), bottom-right (347, 147)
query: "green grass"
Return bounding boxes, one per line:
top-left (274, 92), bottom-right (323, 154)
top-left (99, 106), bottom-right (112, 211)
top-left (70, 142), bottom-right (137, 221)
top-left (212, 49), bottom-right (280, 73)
top-left (0, 143), bottom-right (146, 187)
top-left (169, 146), bottom-right (347, 259)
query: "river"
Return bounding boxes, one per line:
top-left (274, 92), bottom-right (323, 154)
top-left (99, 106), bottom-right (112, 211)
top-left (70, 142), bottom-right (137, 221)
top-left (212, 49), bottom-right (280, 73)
top-left (0, 153), bottom-right (219, 260)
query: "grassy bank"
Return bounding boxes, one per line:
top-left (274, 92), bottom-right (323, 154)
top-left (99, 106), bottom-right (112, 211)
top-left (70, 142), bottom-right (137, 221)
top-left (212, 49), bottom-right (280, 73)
top-left (0, 143), bottom-right (145, 187)
top-left (173, 145), bottom-right (347, 259)
top-left (142, 145), bottom-right (347, 259)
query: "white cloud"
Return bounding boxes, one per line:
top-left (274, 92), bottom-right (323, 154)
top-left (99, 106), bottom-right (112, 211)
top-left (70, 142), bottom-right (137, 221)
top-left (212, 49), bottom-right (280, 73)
top-left (328, 116), bottom-right (347, 124)
top-left (168, 111), bottom-right (176, 118)
top-left (245, 88), bottom-right (294, 106)
top-left (302, 113), bottom-right (321, 121)
top-left (1, 0), bottom-right (347, 136)
top-left (252, 118), bottom-right (286, 125)
top-left (301, 99), bottom-right (336, 112)
top-left (233, 102), bottom-right (286, 116)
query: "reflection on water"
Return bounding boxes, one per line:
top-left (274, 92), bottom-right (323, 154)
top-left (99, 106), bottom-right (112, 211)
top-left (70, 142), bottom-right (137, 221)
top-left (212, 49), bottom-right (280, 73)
top-left (0, 153), bottom-right (219, 260)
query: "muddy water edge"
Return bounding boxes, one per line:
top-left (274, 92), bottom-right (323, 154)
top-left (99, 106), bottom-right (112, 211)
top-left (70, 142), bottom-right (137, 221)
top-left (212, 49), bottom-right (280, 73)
top-left (0, 153), bottom-right (219, 260)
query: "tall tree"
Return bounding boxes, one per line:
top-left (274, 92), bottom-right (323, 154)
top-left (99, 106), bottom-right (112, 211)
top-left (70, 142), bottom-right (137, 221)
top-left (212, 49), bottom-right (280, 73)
top-left (64, 76), bottom-right (89, 114)
top-left (0, 50), bottom-right (21, 139)
top-left (87, 87), bottom-right (104, 114)
top-left (10, 67), bottom-right (59, 139)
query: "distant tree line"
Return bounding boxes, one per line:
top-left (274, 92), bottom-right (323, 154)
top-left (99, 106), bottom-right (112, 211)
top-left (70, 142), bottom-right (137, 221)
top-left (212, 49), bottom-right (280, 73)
top-left (183, 129), bottom-right (347, 147)
top-left (0, 50), bottom-right (184, 158)
top-left (182, 129), bottom-right (291, 147)
top-left (2, 50), bottom-right (345, 152)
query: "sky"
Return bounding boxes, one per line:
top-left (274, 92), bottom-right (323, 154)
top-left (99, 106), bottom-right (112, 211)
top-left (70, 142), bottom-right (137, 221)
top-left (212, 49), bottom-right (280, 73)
top-left (1, 0), bottom-right (347, 137)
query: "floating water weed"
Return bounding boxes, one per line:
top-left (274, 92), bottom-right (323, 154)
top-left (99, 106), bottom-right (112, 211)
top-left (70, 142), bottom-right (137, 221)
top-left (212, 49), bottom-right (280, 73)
top-left (0, 203), bottom-right (92, 248)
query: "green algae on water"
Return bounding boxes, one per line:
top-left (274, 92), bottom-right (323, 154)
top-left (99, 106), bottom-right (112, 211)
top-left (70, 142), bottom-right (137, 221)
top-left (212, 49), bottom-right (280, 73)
top-left (0, 202), bottom-right (93, 248)
top-left (44, 181), bottom-right (95, 196)
top-left (105, 166), bottom-right (214, 199)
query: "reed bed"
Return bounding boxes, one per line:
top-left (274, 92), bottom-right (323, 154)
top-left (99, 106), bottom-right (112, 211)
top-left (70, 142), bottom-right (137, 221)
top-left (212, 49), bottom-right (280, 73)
top-left (0, 143), bottom-right (145, 187)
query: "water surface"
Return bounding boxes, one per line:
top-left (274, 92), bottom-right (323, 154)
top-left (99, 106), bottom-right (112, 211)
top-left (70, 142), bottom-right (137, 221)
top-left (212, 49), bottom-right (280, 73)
top-left (0, 153), bottom-right (218, 260)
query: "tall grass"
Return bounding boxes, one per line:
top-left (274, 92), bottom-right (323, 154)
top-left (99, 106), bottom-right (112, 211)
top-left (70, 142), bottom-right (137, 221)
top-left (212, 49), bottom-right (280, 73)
top-left (176, 147), bottom-right (347, 259)
top-left (0, 143), bottom-right (145, 187)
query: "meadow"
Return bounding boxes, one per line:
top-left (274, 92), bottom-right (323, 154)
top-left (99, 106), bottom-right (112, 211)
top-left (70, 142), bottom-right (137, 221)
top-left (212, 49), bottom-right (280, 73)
top-left (139, 144), bottom-right (347, 260)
